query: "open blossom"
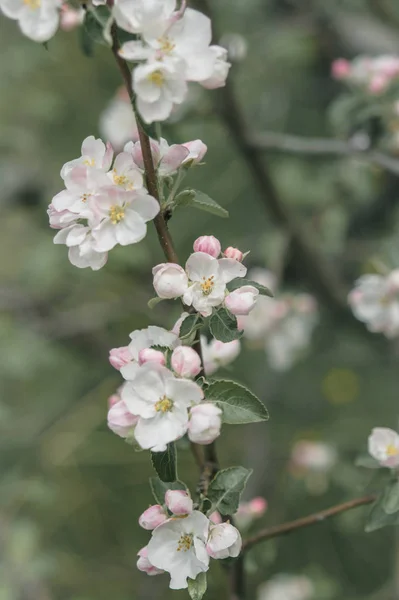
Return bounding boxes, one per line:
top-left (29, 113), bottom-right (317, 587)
top-left (165, 490), bottom-right (193, 516)
top-left (348, 271), bottom-right (399, 338)
top-left (206, 522), bottom-right (242, 559)
top-left (107, 397), bottom-right (138, 438)
top-left (52, 166), bottom-right (111, 221)
top-left (188, 403), bottom-right (222, 444)
top-left (258, 575), bottom-right (314, 600)
top-left (109, 151), bottom-right (144, 191)
top-left (368, 427), bottom-right (399, 467)
top-left (146, 511), bottom-right (210, 589)
top-left (201, 336), bottom-right (241, 375)
top-left (139, 505), bottom-right (167, 530)
top-left (99, 87), bottom-right (139, 151)
top-left (171, 346), bottom-right (202, 378)
top-left (121, 362), bottom-right (203, 451)
top-left (53, 224), bottom-right (108, 270)
top-left (0, 0), bottom-right (60, 42)
top-left (61, 136), bottom-right (113, 179)
top-left (137, 546), bottom-right (164, 576)
top-left (126, 137), bottom-right (191, 176)
top-left (193, 235), bottom-right (221, 258)
top-left (182, 140), bottom-right (208, 165)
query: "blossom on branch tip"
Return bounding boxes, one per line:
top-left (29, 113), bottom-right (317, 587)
top-left (165, 490), bottom-right (193, 516)
top-left (368, 427), bottom-right (399, 467)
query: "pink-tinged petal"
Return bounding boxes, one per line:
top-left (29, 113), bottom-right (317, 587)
top-left (92, 221), bottom-right (117, 252)
top-left (116, 212), bottom-right (147, 245)
top-left (218, 258), bottom-right (247, 283)
top-left (185, 252), bottom-right (219, 282)
top-left (159, 145), bottom-right (190, 175)
top-left (130, 193), bottom-right (160, 222)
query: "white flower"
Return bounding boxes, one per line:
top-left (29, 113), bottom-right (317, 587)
top-left (201, 336), bottom-right (241, 375)
top-left (146, 511), bottom-right (210, 590)
top-left (153, 263), bottom-right (189, 299)
top-left (165, 490), bottom-right (193, 516)
top-left (133, 59), bottom-right (188, 124)
top-left (121, 362), bottom-right (203, 451)
top-left (107, 397), bottom-right (138, 438)
top-left (60, 135), bottom-right (113, 179)
top-left (53, 224), bottom-right (108, 270)
top-left (113, 0), bottom-right (176, 38)
top-left (188, 403), bottom-right (222, 445)
top-left (109, 151), bottom-right (144, 190)
top-left (47, 203), bottom-right (77, 229)
top-left (99, 88), bottom-right (139, 151)
top-left (225, 285), bottom-right (259, 316)
top-left (183, 252), bottom-right (246, 317)
top-left (200, 45), bottom-right (231, 89)
top-left (206, 522), bottom-right (241, 559)
top-left (348, 272), bottom-right (399, 338)
top-left (92, 188), bottom-right (159, 252)
top-left (1, 0), bottom-right (60, 42)
top-left (368, 427), bottom-right (399, 467)
top-left (257, 575), bottom-right (314, 600)
top-left (120, 325), bottom-right (179, 380)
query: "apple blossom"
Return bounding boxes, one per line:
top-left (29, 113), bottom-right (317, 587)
top-left (225, 285), bottom-right (259, 316)
top-left (165, 490), bottom-right (193, 516)
top-left (206, 522), bottom-right (242, 559)
top-left (171, 346), bottom-right (201, 378)
top-left (53, 224), bottom-right (108, 271)
top-left (152, 263), bottom-right (189, 299)
top-left (200, 45), bottom-right (231, 89)
top-left (188, 403), bottom-right (222, 445)
top-left (107, 398), bottom-right (138, 438)
top-left (201, 336), bottom-right (241, 375)
top-left (92, 188), bottom-right (159, 252)
top-left (109, 151), bottom-right (144, 191)
top-left (257, 575), bottom-right (314, 600)
top-left (52, 166), bottom-right (111, 221)
top-left (137, 546), bottom-right (164, 577)
top-left (121, 362), bottom-right (203, 451)
top-left (139, 505), bottom-right (167, 530)
top-left (182, 140), bottom-right (208, 165)
top-left (107, 393), bottom-right (120, 408)
top-left (120, 325), bottom-right (179, 380)
top-left (47, 203), bottom-right (77, 229)
top-left (0, 0), bottom-right (60, 42)
top-left (183, 251), bottom-right (246, 317)
top-left (146, 510), bottom-right (210, 589)
top-left (138, 348), bottom-right (166, 366)
top-left (113, 0), bottom-right (177, 38)
top-left (224, 246), bottom-right (243, 261)
top-left (109, 346), bottom-right (133, 370)
top-left (348, 271), bottom-right (399, 338)
top-left (368, 427), bottom-right (399, 467)
top-left (126, 137), bottom-right (190, 176)
top-left (193, 235), bottom-right (221, 258)
top-left (99, 88), bottom-right (139, 151)
top-left (61, 136), bottom-right (113, 179)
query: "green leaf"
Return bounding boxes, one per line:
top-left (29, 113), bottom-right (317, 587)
top-left (80, 6), bottom-right (112, 56)
top-left (176, 189), bottom-right (229, 218)
top-left (365, 492), bottom-right (399, 532)
top-left (179, 314), bottom-right (204, 339)
top-left (383, 479), bottom-right (399, 515)
top-left (207, 467), bottom-right (252, 515)
top-left (149, 477), bottom-right (187, 505)
top-left (227, 278), bottom-right (273, 297)
top-left (205, 379), bottom-right (269, 424)
top-left (148, 297), bottom-right (164, 310)
top-left (209, 308), bottom-right (242, 343)
top-left (355, 455), bottom-right (381, 469)
top-left (188, 572), bottom-right (207, 600)
top-left (151, 443), bottom-right (177, 482)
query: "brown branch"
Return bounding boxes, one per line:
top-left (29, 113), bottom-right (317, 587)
top-left (243, 493), bottom-right (376, 553)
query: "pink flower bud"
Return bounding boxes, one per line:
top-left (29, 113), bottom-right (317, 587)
top-left (171, 346), bottom-right (201, 378)
top-left (107, 393), bottom-right (120, 408)
top-left (138, 348), bottom-right (166, 366)
top-left (107, 399), bottom-right (138, 438)
top-left (137, 546), bottom-right (164, 576)
top-left (206, 523), bottom-right (242, 559)
top-left (193, 235), bottom-right (221, 258)
top-left (109, 346), bottom-right (132, 370)
top-left (139, 505), bottom-right (167, 530)
top-left (369, 74), bottom-right (388, 94)
top-left (165, 490), bottom-right (193, 515)
top-left (188, 404), bottom-right (222, 445)
top-left (331, 58), bottom-right (351, 80)
top-left (152, 263), bottom-right (188, 299)
top-left (225, 285), bottom-right (259, 316)
top-left (60, 4), bottom-right (84, 31)
top-left (182, 140), bottom-right (208, 165)
top-left (249, 497), bottom-right (267, 517)
top-left (209, 511), bottom-right (223, 524)
top-left (224, 246), bottom-right (243, 261)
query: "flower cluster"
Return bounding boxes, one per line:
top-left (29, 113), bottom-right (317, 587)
top-left (137, 489), bottom-right (242, 589)
top-left (348, 270), bottom-right (399, 338)
top-left (48, 135), bottom-right (207, 270)
top-left (368, 427), bottom-right (399, 468)
top-left (107, 325), bottom-right (223, 450)
top-left (0, 0), bottom-right (61, 42)
top-left (332, 56), bottom-right (399, 95)
top-left (115, 0), bottom-right (230, 123)
top-left (240, 269), bottom-right (318, 371)
top-left (153, 236), bottom-right (257, 317)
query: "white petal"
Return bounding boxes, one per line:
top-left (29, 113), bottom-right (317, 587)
top-left (185, 252), bottom-right (218, 282)
top-left (129, 193), bottom-right (160, 221)
top-left (92, 220), bottom-right (117, 252)
top-left (218, 258), bottom-right (247, 283)
top-left (115, 212), bottom-right (147, 245)
top-left (134, 411), bottom-right (187, 450)
top-left (19, 3), bottom-right (59, 42)
top-left (165, 379), bottom-right (203, 407)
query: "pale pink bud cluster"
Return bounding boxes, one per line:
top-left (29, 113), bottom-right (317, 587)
top-left (109, 346), bottom-right (132, 370)
top-left (331, 55), bottom-right (399, 95)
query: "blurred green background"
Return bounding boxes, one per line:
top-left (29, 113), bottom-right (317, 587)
top-left (2, 0), bottom-right (399, 598)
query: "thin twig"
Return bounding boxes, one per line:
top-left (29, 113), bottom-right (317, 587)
top-left (243, 494), bottom-right (376, 553)
top-left (250, 131), bottom-right (399, 176)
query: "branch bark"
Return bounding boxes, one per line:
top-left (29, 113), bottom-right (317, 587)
top-left (243, 493), bottom-right (376, 553)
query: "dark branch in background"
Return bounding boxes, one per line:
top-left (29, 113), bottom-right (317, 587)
top-left (243, 494), bottom-right (376, 553)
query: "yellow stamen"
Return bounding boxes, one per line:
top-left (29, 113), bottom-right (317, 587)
top-left (113, 170), bottom-right (134, 190)
top-left (83, 158), bottom-right (95, 167)
top-left (109, 205), bottom-right (125, 225)
top-left (155, 396), bottom-right (173, 413)
top-left (23, 0), bottom-right (40, 8)
top-left (81, 193), bottom-right (92, 203)
top-left (201, 276), bottom-right (215, 296)
top-left (386, 444), bottom-right (399, 457)
top-left (158, 37), bottom-right (175, 54)
top-left (148, 70), bottom-right (165, 87)
top-left (176, 533), bottom-right (193, 552)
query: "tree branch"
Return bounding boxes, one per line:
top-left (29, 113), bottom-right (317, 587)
top-left (243, 493), bottom-right (376, 553)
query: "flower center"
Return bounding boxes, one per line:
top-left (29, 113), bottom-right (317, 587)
top-left (176, 533), bottom-right (193, 552)
top-left (83, 158), bottom-right (95, 167)
top-left (386, 444), bottom-right (399, 457)
top-left (81, 193), bottom-right (92, 203)
top-left (158, 37), bottom-right (175, 54)
top-left (147, 70), bottom-right (165, 87)
top-left (113, 170), bottom-right (134, 190)
top-left (201, 276), bottom-right (215, 296)
top-left (23, 0), bottom-right (40, 9)
top-left (155, 395), bottom-right (173, 413)
top-left (109, 205), bottom-right (125, 224)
